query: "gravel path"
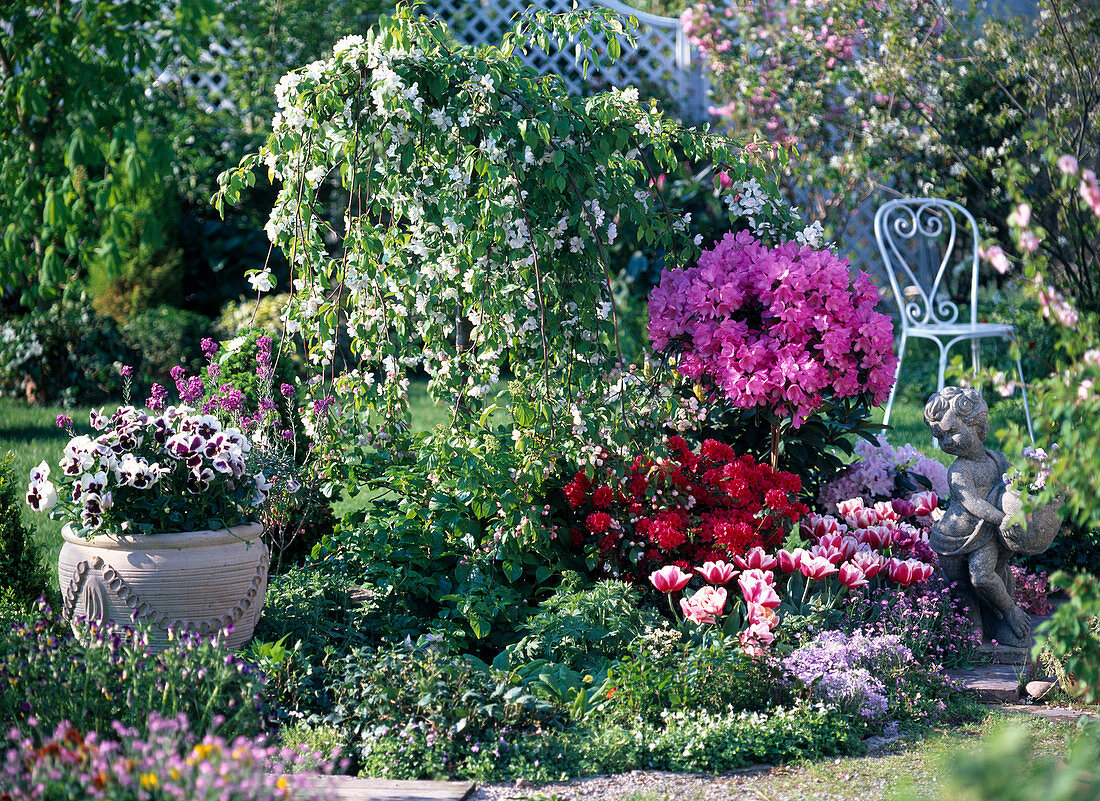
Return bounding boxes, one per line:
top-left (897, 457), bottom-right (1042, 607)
top-left (467, 735), bottom-right (904, 801)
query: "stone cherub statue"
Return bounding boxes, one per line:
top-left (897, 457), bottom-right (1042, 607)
top-left (924, 387), bottom-right (1032, 647)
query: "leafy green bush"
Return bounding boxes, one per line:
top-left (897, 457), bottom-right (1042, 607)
top-left (602, 630), bottom-right (790, 723)
top-left (502, 575), bottom-right (663, 674)
top-left (330, 638), bottom-right (562, 774)
top-left (358, 699), bottom-right (860, 781)
top-left (123, 304), bottom-right (215, 384)
top-left (0, 299), bottom-right (134, 406)
top-left (0, 606), bottom-right (267, 740)
top-left (0, 452), bottom-right (45, 604)
top-left (1033, 571), bottom-right (1100, 704)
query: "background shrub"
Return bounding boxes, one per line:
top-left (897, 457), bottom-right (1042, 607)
top-left (123, 304), bottom-right (216, 385)
top-left (0, 299), bottom-right (134, 406)
top-left (0, 452), bottom-right (45, 604)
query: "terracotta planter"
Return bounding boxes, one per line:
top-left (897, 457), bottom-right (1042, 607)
top-left (58, 522), bottom-right (269, 652)
top-left (1000, 489), bottom-right (1064, 556)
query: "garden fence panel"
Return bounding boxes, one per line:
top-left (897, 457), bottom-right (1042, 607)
top-left (422, 0), bottom-right (709, 123)
top-left (158, 1), bottom-right (709, 123)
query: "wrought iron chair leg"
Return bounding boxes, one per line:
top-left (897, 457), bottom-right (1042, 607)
top-left (1014, 351), bottom-right (1035, 444)
top-left (883, 332), bottom-right (908, 426)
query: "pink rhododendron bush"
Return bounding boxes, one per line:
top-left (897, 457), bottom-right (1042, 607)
top-left (648, 232), bottom-right (897, 429)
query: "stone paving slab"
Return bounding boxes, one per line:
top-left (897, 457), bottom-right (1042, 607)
top-left (947, 664), bottom-right (1026, 703)
top-left (998, 704), bottom-right (1099, 724)
top-left (297, 777), bottom-right (475, 801)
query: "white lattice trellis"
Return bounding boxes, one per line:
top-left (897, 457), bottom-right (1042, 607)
top-left (424, 0), bottom-right (708, 122)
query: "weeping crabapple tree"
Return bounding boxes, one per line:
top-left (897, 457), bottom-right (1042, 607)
top-left (215, 3), bottom-right (801, 639)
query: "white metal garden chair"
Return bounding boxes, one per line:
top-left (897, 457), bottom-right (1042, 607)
top-left (874, 197), bottom-right (1034, 441)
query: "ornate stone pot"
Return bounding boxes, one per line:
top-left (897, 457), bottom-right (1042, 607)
top-left (1000, 489), bottom-right (1064, 555)
top-left (58, 522), bottom-right (269, 652)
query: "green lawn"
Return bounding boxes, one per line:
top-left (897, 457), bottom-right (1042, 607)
top-left (603, 711), bottom-right (1077, 801)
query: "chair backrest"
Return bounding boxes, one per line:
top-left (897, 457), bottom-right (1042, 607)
top-left (873, 197), bottom-right (980, 331)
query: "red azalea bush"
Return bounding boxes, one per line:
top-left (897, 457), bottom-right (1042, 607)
top-left (555, 436), bottom-right (808, 585)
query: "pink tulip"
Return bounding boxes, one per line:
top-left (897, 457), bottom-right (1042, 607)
top-left (680, 597), bottom-right (716, 625)
top-left (799, 554), bottom-right (839, 581)
top-left (777, 547), bottom-right (806, 573)
top-left (836, 498), bottom-right (865, 518)
top-left (745, 602), bottom-right (779, 627)
top-left (696, 560), bottom-right (737, 585)
top-left (856, 525), bottom-right (893, 550)
top-left (740, 621), bottom-right (776, 656)
top-left (891, 497), bottom-right (916, 517)
top-left (911, 491), bottom-right (938, 517)
top-left (873, 501), bottom-right (900, 523)
top-left (837, 562), bottom-right (869, 589)
top-left (650, 565), bottom-right (692, 593)
top-left (850, 550), bottom-right (884, 579)
top-left (839, 535), bottom-right (859, 559)
top-left (692, 585), bottom-right (728, 616)
top-left (887, 558), bottom-right (933, 586)
top-left (732, 546), bottom-right (777, 572)
top-left (739, 569), bottom-right (781, 610)
top-left (845, 506), bottom-right (880, 530)
top-left (817, 532), bottom-right (843, 550)
top-left (803, 513), bottom-right (843, 541)
top-left (810, 543), bottom-right (846, 566)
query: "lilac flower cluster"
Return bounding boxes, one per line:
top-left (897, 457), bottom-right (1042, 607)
top-left (782, 630), bottom-right (912, 719)
top-left (2, 714), bottom-right (334, 800)
top-left (818, 435), bottom-right (949, 509)
top-left (647, 231), bottom-right (897, 426)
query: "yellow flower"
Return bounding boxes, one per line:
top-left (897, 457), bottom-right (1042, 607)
top-left (140, 772), bottom-right (159, 790)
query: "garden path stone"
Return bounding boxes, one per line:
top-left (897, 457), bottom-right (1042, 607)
top-left (297, 776), bottom-right (474, 801)
top-left (947, 664), bottom-right (1024, 703)
top-left (998, 703), bottom-right (1098, 724)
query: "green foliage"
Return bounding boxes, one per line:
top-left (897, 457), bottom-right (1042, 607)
top-left (899, 719), bottom-right (1100, 801)
top-left (123, 305), bottom-right (216, 384)
top-left (85, 132), bottom-right (187, 323)
top-left (1033, 572), bottom-right (1100, 704)
top-left (277, 721), bottom-right (347, 771)
top-left (502, 575), bottom-right (663, 673)
top-left (602, 630), bottom-right (790, 723)
top-left (0, 606), bottom-right (266, 740)
top-left (0, 0), bottom-right (214, 303)
top-left (0, 451), bottom-right (45, 604)
top-left (218, 294), bottom-right (293, 341)
top-left (358, 699), bottom-right (861, 781)
top-left (320, 427), bottom-right (579, 646)
top-left (248, 566), bottom-right (388, 717)
top-left (0, 298), bottom-right (134, 406)
top-left (330, 637), bottom-right (561, 772)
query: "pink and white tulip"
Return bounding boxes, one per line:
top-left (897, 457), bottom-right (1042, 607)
top-left (650, 565), bottom-right (692, 594)
top-left (732, 546), bottom-right (777, 572)
top-left (696, 560), bottom-right (737, 585)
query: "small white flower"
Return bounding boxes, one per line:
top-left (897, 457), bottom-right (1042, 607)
top-left (248, 271), bottom-right (275, 293)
